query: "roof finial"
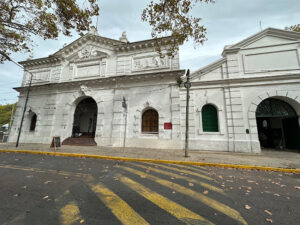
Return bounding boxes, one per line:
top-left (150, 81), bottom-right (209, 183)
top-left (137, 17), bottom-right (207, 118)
top-left (119, 31), bottom-right (129, 43)
top-left (89, 26), bottom-right (99, 35)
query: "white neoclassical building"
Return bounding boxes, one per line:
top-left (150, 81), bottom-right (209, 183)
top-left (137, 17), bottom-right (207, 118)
top-left (9, 27), bottom-right (300, 153)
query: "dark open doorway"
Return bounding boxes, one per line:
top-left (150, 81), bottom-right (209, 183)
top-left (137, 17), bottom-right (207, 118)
top-left (256, 98), bottom-right (300, 151)
top-left (72, 97), bottom-right (98, 138)
top-left (62, 97), bottom-right (98, 146)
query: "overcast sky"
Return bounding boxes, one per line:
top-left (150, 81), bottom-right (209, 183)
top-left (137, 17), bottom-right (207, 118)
top-left (0, 0), bottom-right (299, 104)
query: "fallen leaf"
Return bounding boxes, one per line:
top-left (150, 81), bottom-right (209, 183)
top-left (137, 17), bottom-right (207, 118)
top-left (188, 182), bottom-right (194, 187)
top-left (44, 181), bottom-right (52, 184)
top-left (218, 176), bottom-right (223, 179)
top-left (13, 193), bottom-right (20, 197)
top-left (170, 177), bottom-right (175, 180)
top-left (79, 219), bottom-right (85, 223)
top-left (64, 177), bottom-right (69, 179)
top-left (43, 195), bottom-right (49, 199)
top-left (140, 175), bottom-right (146, 179)
top-left (172, 191), bottom-right (176, 194)
top-left (23, 186), bottom-right (27, 189)
top-left (203, 190), bottom-right (209, 195)
top-left (247, 180), bottom-right (255, 183)
top-left (245, 205), bottom-right (251, 210)
top-left (274, 193), bottom-right (280, 197)
top-left (264, 210), bottom-right (272, 216)
top-left (266, 218), bottom-right (273, 223)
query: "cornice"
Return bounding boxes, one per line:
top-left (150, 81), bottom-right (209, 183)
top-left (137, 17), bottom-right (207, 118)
top-left (14, 70), bottom-right (185, 92)
top-left (190, 73), bottom-right (300, 88)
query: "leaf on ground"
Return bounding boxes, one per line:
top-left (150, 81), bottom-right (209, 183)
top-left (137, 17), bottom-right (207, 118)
top-left (203, 190), bottom-right (209, 195)
top-left (170, 177), bottom-right (175, 180)
top-left (294, 186), bottom-right (300, 189)
top-left (247, 180), bottom-right (255, 183)
top-left (140, 175), bottom-right (146, 179)
top-left (266, 218), bottom-right (273, 223)
top-left (245, 205), bottom-right (251, 210)
top-left (44, 181), bottom-right (52, 184)
top-left (43, 195), bottom-right (49, 199)
top-left (218, 176), bottom-right (223, 179)
top-left (79, 219), bottom-right (85, 223)
top-left (13, 193), bottom-right (20, 197)
top-left (188, 182), bottom-right (194, 187)
top-left (64, 176), bottom-right (69, 179)
top-left (274, 193), bottom-right (280, 197)
top-left (172, 191), bottom-right (176, 194)
top-left (23, 186), bottom-right (27, 189)
top-left (264, 210), bottom-right (272, 216)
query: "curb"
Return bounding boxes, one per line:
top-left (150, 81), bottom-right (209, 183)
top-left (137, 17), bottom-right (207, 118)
top-left (1, 149), bottom-right (299, 173)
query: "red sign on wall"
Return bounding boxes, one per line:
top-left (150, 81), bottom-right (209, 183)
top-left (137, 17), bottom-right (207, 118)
top-left (164, 122), bottom-right (172, 130)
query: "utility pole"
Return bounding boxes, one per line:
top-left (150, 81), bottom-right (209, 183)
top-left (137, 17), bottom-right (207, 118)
top-left (1, 52), bottom-right (34, 148)
top-left (184, 69), bottom-right (191, 157)
top-left (16, 71), bottom-right (33, 147)
top-left (122, 96), bottom-right (128, 155)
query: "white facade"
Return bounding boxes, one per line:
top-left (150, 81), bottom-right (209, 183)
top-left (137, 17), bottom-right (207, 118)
top-left (188, 28), bottom-right (300, 152)
top-left (9, 28), bottom-right (300, 153)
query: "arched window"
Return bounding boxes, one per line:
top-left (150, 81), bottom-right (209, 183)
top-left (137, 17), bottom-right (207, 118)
top-left (202, 104), bottom-right (219, 132)
top-left (142, 109), bottom-right (159, 133)
top-left (30, 113), bottom-right (37, 131)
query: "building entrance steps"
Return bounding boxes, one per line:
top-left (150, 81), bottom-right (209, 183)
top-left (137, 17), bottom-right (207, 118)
top-left (62, 133), bottom-right (97, 146)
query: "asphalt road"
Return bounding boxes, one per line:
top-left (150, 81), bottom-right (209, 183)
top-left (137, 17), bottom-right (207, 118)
top-left (0, 152), bottom-right (299, 225)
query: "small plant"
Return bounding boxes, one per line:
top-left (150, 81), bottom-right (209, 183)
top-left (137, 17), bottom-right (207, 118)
top-left (176, 76), bottom-right (183, 87)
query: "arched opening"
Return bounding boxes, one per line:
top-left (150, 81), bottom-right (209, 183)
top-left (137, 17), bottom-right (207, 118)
top-left (62, 97), bottom-right (98, 146)
top-left (256, 97), bottom-right (300, 150)
top-left (202, 104), bottom-right (219, 132)
top-left (142, 109), bottom-right (159, 133)
top-left (29, 113), bottom-right (37, 131)
top-left (72, 97), bottom-right (98, 138)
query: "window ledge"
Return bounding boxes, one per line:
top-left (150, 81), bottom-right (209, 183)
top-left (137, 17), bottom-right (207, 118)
top-left (198, 130), bottom-right (223, 135)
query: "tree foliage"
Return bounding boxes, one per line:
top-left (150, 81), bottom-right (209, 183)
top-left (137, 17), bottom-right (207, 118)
top-left (142, 0), bottom-right (214, 56)
top-left (286, 24), bottom-right (300, 32)
top-left (0, 0), bottom-right (99, 62)
top-left (0, 103), bottom-right (16, 127)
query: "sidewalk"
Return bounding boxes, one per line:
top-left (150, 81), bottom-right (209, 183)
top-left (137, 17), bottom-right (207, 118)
top-left (1, 143), bottom-right (300, 169)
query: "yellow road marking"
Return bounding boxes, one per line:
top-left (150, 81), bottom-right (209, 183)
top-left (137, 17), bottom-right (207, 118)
top-left (121, 166), bottom-right (248, 225)
top-left (131, 163), bottom-right (225, 195)
top-left (88, 181), bottom-right (149, 225)
top-left (119, 175), bottom-right (214, 225)
top-left (0, 164), bottom-right (87, 178)
top-left (60, 201), bottom-right (81, 225)
top-left (171, 164), bottom-right (210, 175)
top-left (142, 162), bottom-right (213, 180)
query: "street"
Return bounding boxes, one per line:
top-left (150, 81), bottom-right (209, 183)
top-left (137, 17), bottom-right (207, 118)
top-left (0, 152), bottom-right (299, 225)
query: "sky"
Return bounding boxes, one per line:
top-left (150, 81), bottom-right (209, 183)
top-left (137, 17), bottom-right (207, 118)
top-left (0, 0), bottom-right (299, 104)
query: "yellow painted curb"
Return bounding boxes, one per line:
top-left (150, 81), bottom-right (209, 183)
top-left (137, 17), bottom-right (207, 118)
top-left (0, 149), bottom-right (299, 173)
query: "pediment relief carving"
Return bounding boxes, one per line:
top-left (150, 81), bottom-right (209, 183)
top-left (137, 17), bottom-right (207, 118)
top-left (133, 54), bottom-right (170, 71)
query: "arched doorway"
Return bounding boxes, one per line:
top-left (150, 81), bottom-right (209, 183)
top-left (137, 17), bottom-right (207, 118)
top-left (72, 97), bottom-right (97, 137)
top-left (256, 98), bottom-right (300, 150)
top-left (62, 97), bottom-right (98, 146)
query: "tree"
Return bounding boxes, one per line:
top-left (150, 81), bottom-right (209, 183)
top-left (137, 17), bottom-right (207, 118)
top-left (142, 0), bottom-right (214, 56)
top-left (0, 103), bottom-right (16, 127)
top-left (0, 0), bottom-right (99, 62)
top-left (286, 24), bottom-right (300, 32)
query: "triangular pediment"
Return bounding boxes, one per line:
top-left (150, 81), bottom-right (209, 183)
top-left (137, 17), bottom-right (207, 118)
top-left (52, 33), bottom-right (122, 58)
top-left (245, 35), bottom-right (296, 48)
top-left (229, 28), bottom-right (300, 49)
